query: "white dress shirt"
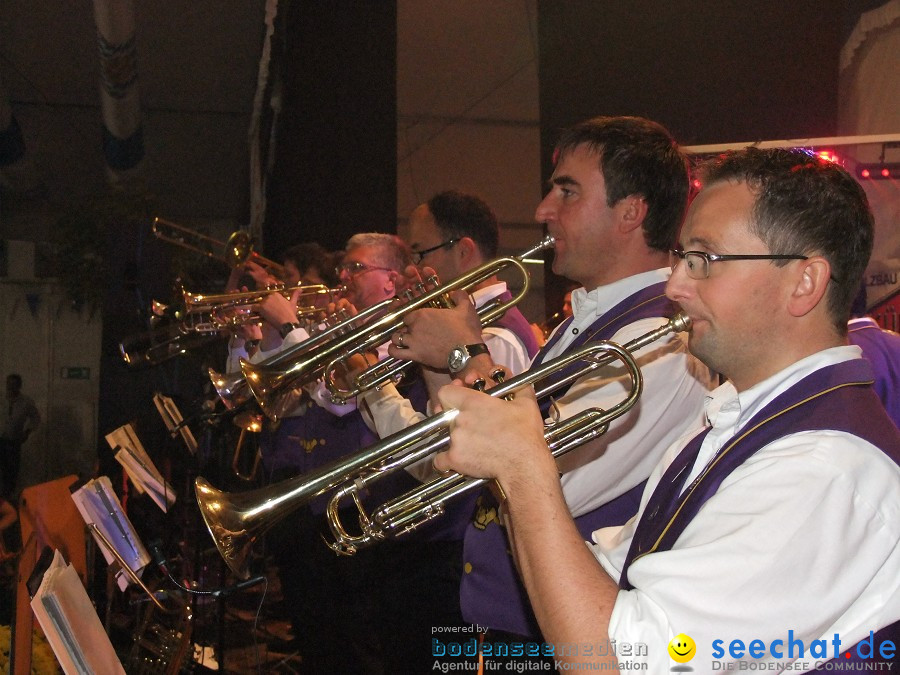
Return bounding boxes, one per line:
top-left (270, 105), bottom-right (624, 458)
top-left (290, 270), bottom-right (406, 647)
top-left (592, 346), bottom-right (900, 671)
top-left (359, 281), bottom-right (532, 440)
top-left (549, 268), bottom-right (717, 517)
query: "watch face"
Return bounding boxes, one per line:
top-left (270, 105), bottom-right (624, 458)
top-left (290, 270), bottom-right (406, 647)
top-left (448, 347), bottom-right (466, 373)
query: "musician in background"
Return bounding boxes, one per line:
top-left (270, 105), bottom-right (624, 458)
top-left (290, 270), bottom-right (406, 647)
top-left (390, 116), bottom-right (716, 667)
top-left (248, 232), bottom-right (413, 672)
top-left (357, 190), bottom-right (539, 672)
top-left (361, 190), bottom-right (536, 435)
top-left (433, 147), bottom-right (900, 671)
top-left (848, 284), bottom-right (900, 426)
top-left (222, 242), bottom-right (338, 373)
top-left (281, 241), bottom-right (340, 288)
top-left (1, 373), bottom-right (40, 497)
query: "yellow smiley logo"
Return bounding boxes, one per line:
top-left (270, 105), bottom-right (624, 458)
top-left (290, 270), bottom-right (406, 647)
top-left (668, 633), bottom-right (696, 663)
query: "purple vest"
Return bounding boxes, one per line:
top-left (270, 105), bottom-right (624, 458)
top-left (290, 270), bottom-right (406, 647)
top-left (460, 281), bottom-right (676, 636)
top-left (848, 318), bottom-right (900, 428)
top-left (616, 359), bottom-right (900, 669)
top-left (260, 399), bottom-right (380, 514)
top-left (493, 291), bottom-right (541, 360)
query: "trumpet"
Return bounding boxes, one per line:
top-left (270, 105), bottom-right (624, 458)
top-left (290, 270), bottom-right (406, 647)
top-left (119, 322), bottom-right (223, 367)
top-left (231, 411), bottom-right (263, 481)
top-left (182, 283), bottom-right (342, 314)
top-left (207, 304), bottom-right (368, 413)
top-left (241, 236), bottom-right (555, 418)
top-left (194, 312), bottom-right (691, 578)
top-left (151, 217), bottom-right (286, 278)
top-left (179, 283), bottom-right (345, 334)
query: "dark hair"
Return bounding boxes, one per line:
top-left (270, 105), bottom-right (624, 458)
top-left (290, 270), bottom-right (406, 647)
top-left (850, 283), bottom-right (868, 318)
top-left (426, 191), bottom-right (499, 259)
top-left (7, 374), bottom-right (22, 390)
top-left (282, 242), bottom-right (339, 286)
top-left (554, 116), bottom-right (689, 252)
top-left (701, 147), bottom-right (874, 330)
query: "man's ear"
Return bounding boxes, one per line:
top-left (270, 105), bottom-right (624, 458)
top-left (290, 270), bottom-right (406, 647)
top-left (386, 270), bottom-right (400, 294)
top-left (456, 236), bottom-right (478, 263)
top-left (618, 195), bottom-right (648, 234)
top-left (787, 256), bottom-right (831, 317)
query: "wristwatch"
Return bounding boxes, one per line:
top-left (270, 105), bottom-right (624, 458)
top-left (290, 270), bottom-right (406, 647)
top-left (278, 321), bottom-right (303, 339)
top-left (447, 343), bottom-right (490, 375)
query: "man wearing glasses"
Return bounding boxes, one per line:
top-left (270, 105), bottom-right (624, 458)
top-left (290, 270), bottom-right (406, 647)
top-left (352, 192), bottom-right (540, 672)
top-left (251, 232), bottom-right (414, 671)
top-left (431, 147), bottom-right (900, 671)
top-left (388, 116), bottom-right (716, 666)
top-left (361, 190), bottom-right (536, 439)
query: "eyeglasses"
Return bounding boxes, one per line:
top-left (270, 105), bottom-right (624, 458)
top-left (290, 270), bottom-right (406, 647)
top-left (669, 249), bottom-right (809, 280)
top-left (335, 260), bottom-right (395, 277)
top-left (412, 238), bottom-right (459, 265)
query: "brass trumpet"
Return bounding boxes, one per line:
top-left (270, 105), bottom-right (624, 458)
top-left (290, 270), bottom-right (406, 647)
top-left (119, 322), bottom-right (223, 367)
top-left (182, 283), bottom-right (342, 314)
top-left (241, 236), bottom-right (556, 418)
top-left (194, 312), bottom-right (691, 578)
top-left (207, 304), bottom-right (367, 413)
top-left (151, 217), bottom-right (286, 278)
top-left (179, 284), bottom-right (344, 334)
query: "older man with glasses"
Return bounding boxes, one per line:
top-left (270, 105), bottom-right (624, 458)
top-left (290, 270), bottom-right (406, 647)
top-left (245, 232), bottom-right (414, 672)
top-left (351, 191), bottom-right (540, 673)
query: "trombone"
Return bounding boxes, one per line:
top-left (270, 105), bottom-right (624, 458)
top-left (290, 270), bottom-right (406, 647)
top-left (241, 236), bottom-right (556, 418)
top-left (194, 312), bottom-right (691, 578)
top-left (151, 217), bottom-right (286, 278)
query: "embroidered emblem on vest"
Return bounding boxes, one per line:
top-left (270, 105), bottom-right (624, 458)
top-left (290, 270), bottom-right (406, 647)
top-left (472, 495), bottom-right (500, 530)
top-left (293, 437), bottom-right (327, 454)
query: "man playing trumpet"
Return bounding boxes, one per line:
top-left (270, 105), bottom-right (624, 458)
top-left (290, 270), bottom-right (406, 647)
top-left (388, 116), bottom-right (716, 667)
top-left (226, 233), bottom-right (414, 671)
top-left (431, 147), bottom-right (900, 671)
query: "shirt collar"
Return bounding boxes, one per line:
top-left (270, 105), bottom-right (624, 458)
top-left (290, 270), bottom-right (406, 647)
top-left (571, 268), bottom-right (670, 321)
top-left (469, 281), bottom-right (508, 308)
top-left (705, 345), bottom-right (864, 431)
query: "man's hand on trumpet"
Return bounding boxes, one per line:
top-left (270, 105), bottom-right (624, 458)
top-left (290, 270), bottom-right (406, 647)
top-left (388, 289), bottom-right (492, 373)
top-left (432, 381), bottom-right (554, 490)
top-left (255, 287), bottom-right (309, 351)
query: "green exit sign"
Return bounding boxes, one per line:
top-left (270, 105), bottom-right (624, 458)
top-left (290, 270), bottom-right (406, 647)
top-left (60, 367), bottom-right (90, 380)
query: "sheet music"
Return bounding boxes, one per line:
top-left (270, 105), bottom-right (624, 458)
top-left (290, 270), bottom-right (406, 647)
top-left (114, 444), bottom-right (176, 512)
top-left (105, 423), bottom-right (176, 511)
top-left (153, 392), bottom-right (198, 454)
top-left (31, 549), bottom-right (126, 674)
top-left (71, 476), bottom-right (151, 592)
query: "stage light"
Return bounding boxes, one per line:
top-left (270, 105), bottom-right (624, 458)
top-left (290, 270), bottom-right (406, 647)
top-left (856, 163), bottom-right (900, 180)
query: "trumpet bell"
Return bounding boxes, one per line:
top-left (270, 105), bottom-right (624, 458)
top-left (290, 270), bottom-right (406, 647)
top-left (225, 230), bottom-right (254, 268)
top-left (240, 360), bottom-right (290, 420)
top-left (194, 477), bottom-right (257, 579)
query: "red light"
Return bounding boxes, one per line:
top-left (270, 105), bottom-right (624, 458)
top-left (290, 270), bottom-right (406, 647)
top-left (817, 150), bottom-right (838, 163)
top-left (692, 179), bottom-right (702, 189)
top-left (882, 168), bottom-right (891, 178)
top-left (861, 169), bottom-right (871, 178)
